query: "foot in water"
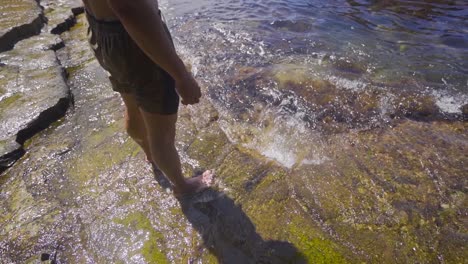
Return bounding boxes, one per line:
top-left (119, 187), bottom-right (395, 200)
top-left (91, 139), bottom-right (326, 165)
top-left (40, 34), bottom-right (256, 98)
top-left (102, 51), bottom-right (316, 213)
top-left (174, 170), bottom-right (214, 198)
top-left (146, 158), bottom-right (214, 197)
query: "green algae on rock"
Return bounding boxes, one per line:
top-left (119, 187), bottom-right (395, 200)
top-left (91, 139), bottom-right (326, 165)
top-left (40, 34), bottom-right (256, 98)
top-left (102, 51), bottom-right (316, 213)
top-left (0, 1), bottom-right (85, 172)
top-left (289, 120), bottom-right (467, 263)
top-left (1, 1), bottom-right (467, 264)
top-left (0, 0), bottom-right (45, 52)
top-left (0, 33), bottom-right (71, 172)
top-left (41, 0), bottom-right (84, 35)
top-left (114, 212), bottom-right (169, 264)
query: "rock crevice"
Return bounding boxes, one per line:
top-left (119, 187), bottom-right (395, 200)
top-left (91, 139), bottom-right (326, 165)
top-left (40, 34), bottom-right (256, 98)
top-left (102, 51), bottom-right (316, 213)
top-left (0, 0), bottom-right (46, 53)
top-left (0, 14), bottom-right (46, 53)
top-left (0, 2), bottom-right (84, 174)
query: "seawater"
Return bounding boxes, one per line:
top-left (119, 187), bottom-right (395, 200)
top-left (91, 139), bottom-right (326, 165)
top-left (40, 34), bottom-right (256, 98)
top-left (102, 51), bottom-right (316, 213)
top-left (162, 0), bottom-right (467, 90)
top-left (160, 0), bottom-right (467, 167)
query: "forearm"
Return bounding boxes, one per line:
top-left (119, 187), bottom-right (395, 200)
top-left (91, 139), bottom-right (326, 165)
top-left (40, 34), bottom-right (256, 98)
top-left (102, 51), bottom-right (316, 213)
top-left (107, 0), bottom-right (188, 81)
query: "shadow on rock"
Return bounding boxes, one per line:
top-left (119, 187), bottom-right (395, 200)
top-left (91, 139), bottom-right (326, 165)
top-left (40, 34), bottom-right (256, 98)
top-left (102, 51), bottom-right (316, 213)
top-left (177, 188), bottom-right (307, 264)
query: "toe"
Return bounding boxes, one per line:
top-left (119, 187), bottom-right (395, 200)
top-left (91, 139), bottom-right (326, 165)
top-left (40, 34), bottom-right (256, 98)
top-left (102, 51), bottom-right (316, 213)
top-left (201, 170), bottom-right (214, 185)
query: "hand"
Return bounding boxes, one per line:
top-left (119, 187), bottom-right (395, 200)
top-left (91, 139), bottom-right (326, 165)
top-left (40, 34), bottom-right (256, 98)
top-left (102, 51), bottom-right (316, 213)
top-left (175, 72), bottom-right (202, 105)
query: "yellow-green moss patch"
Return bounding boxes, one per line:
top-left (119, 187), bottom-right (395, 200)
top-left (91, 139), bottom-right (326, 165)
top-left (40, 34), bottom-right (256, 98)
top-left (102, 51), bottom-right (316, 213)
top-left (114, 212), bottom-right (168, 264)
top-left (0, 93), bottom-right (22, 114)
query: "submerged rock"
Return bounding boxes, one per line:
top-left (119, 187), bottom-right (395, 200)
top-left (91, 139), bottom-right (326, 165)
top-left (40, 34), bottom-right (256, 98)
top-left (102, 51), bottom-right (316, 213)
top-left (462, 104), bottom-right (468, 118)
top-left (289, 120), bottom-right (467, 263)
top-left (0, 3), bottom-right (466, 264)
top-left (330, 57), bottom-right (367, 76)
top-left (269, 20), bottom-right (313, 33)
top-left (220, 63), bottom-right (460, 135)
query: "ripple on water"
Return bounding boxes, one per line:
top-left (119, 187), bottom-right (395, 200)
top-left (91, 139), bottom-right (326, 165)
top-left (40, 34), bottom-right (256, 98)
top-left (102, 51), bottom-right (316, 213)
top-left (167, 0), bottom-right (467, 169)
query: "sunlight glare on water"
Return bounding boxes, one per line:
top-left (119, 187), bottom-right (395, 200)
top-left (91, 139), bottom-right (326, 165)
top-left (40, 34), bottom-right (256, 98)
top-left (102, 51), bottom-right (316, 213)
top-left (160, 0), bottom-right (467, 167)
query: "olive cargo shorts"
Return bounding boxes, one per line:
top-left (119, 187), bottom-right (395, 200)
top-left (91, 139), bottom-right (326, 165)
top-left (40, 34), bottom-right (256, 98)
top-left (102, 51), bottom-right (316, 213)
top-left (86, 11), bottom-right (179, 114)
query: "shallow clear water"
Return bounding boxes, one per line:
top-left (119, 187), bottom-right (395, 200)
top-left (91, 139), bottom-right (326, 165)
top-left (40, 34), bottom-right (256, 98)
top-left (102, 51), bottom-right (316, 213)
top-left (162, 0), bottom-right (467, 94)
top-left (159, 0), bottom-right (467, 167)
top-left (1, 2), bottom-right (466, 262)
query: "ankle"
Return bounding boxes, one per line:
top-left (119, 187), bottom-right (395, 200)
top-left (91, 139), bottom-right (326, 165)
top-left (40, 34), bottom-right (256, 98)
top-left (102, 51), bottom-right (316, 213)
top-left (146, 155), bottom-right (153, 163)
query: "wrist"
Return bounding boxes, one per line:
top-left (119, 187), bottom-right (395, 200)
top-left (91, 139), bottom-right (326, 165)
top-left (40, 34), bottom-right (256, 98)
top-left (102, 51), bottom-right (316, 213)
top-left (172, 60), bottom-right (190, 82)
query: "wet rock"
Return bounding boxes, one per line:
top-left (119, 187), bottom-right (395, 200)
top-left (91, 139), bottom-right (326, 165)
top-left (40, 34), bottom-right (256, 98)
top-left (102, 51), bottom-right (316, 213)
top-left (0, 4), bottom-right (466, 264)
top-left (0, 139), bottom-right (24, 172)
top-left (186, 122), bottom-right (231, 170)
top-left (0, 33), bottom-right (70, 172)
top-left (269, 20), bottom-right (313, 33)
top-left (0, 0), bottom-right (46, 52)
top-left (331, 57), bottom-right (367, 75)
top-left (461, 104), bottom-right (468, 118)
top-left (180, 189), bottom-right (308, 264)
top-left (270, 65), bottom-right (383, 131)
top-left (55, 14), bottom-right (94, 69)
top-left (41, 0), bottom-right (84, 34)
top-left (289, 120), bottom-right (468, 263)
top-left (264, 64), bottom-right (457, 129)
top-left (0, 0), bottom-right (78, 171)
top-left (393, 93), bottom-right (441, 121)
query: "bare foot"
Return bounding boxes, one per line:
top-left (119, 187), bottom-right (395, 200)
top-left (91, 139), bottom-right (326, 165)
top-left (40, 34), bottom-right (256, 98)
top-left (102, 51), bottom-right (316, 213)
top-left (174, 170), bottom-right (214, 197)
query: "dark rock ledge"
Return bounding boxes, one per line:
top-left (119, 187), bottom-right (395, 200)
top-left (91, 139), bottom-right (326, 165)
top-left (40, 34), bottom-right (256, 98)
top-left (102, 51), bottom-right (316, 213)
top-left (0, 14), bottom-right (46, 53)
top-left (0, 0), bottom-right (84, 174)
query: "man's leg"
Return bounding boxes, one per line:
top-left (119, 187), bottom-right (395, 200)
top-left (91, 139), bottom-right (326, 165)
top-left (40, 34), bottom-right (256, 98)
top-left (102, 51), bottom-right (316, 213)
top-left (120, 93), bottom-right (152, 161)
top-left (139, 109), bottom-right (213, 194)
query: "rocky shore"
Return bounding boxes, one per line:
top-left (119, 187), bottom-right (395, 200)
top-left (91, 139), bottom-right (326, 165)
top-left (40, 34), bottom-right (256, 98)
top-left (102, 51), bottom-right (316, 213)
top-left (0, 0), bottom-right (466, 263)
top-left (0, 0), bottom-right (83, 173)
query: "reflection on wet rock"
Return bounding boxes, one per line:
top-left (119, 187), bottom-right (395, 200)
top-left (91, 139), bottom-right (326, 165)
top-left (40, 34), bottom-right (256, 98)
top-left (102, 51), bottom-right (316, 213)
top-left (0, 0), bottom-right (45, 52)
top-left (0, 33), bottom-right (71, 172)
top-left (0, 0), bottom-right (467, 263)
top-left (42, 0), bottom-right (84, 35)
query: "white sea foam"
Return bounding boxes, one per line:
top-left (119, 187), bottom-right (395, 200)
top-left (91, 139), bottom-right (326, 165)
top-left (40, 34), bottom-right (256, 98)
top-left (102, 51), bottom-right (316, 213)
top-left (243, 118), bottom-right (302, 168)
top-left (252, 125), bottom-right (327, 168)
top-left (259, 138), bottom-right (298, 168)
top-left (432, 90), bottom-right (467, 114)
top-left (328, 76), bottom-right (367, 91)
top-left (302, 155), bottom-right (330, 166)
